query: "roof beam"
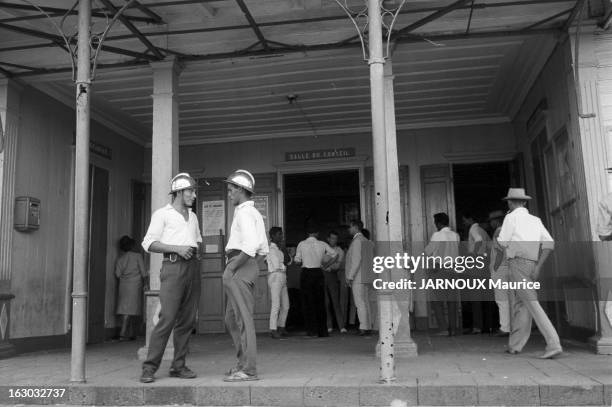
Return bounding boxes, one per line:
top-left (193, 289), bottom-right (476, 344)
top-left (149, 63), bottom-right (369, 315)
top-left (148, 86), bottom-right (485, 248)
top-left (0, 2), bottom-right (160, 24)
top-left (0, 65), bottom-right (14, 77)
top-left (132, 1), bottom-right (165, 24)
top-left (99, 0), bottom-right (165, 59)
top-left (522, 7), bottom-right (573, 30)
top-left (563, 0), bottom-right (587, 31)
top-left (394, 0), bottom-right (473, 37)
top-left (0, 22), bottom-right (158, 61)
top-left (92, 0), bottom-right (226, 12)
top-left (234, 0), bottom-right (269, 50)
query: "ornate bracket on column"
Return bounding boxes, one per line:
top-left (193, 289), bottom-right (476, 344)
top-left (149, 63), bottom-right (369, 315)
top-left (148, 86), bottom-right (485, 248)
top-left (11, 0), bottom-right (138, 81)
top-left (332, 0), bottom-right (406, 61)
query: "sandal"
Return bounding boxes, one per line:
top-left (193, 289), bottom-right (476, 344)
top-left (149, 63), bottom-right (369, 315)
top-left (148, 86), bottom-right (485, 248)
top-left (223, 371), bottom-right (259, 382)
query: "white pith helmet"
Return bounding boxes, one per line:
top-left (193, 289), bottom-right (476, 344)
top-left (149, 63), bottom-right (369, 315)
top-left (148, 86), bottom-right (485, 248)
top-left (169, 172), bottom-right (196, 194)
top-left (224, 169), bottom-right (255, 193)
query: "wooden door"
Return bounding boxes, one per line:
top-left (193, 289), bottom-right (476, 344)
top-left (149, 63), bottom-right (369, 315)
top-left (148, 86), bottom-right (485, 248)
top-left (197, 173), bottom-right (277, 333)
top-left (420, 164), bottom-right (455, 241)
top-left (197, 178), bottom-right (227, 333)
top-left (87, 165), bottom-right (109, 343)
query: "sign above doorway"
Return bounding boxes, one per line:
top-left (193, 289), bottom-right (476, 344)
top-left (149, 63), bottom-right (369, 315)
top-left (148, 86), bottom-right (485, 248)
top-left (285, 148), bottom-right (355, 162)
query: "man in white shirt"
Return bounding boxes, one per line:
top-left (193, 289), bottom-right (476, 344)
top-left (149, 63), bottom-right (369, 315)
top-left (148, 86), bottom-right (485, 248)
top-left (462, 213), bottom-right (491, 334)
top-left (497, 188), bottom-right (562, 359)
top-left (323, 231), bottom-right (346, 333)
top-left (345, 219), bottom-right (374, 336)
top-left (294, 225), bottom-right (338, 337)
top-left (223, 170), bottom-right (269, 382)
top-left (140, 173), bottom-right (202, 384)
top-left (424, 213), bottom-right (460, 336)
top-left (266, 226), bottom-right (290, 340)
top-left (489, 210), bottom-right (511, 337)
top-left (597, 192), bottom-right (612, 241)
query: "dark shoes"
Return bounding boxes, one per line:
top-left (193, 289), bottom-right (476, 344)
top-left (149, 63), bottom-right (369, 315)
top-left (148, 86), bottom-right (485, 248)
top-left (169, 366), bottom-right (197, 379)
top-left (494, 330), bottom-right (510, 337)
top-left (358, 330), bottom-right (372, 336)
top-left (270, 329), bottom-right (288, 340)
top-left (140, 369), bottom-right (155, 383)
top-left (278, 327), bottom-right (289, 337)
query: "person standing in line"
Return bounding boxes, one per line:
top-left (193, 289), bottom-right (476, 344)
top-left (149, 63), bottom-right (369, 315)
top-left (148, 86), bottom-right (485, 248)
top-left (115, 235), bottom-right (148, 341)
top-left (294, 225), bottom-right (338, 338)
top-left (223, 169), bottom-right (269, 382)
top-left (424, 213), bottom-right (460, 336)
top-left (140, 173), bottom-right (202, 384)
top-left (345, 219), bottom-right (373, 336)
top-left (323, 231), bottom-right (346, 333)
top-left (489, 210), bottom-right (512, 337)
top-left (496, 188), bottom-right (562, 359)
top-left (462, 213), bottom-right (491, 334)
top-left (266, 226), bottom-right (290, 340)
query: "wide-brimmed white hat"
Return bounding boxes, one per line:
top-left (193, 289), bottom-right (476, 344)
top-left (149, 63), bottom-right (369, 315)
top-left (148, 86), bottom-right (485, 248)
top-left (502, 188), bottom-right (532, 201)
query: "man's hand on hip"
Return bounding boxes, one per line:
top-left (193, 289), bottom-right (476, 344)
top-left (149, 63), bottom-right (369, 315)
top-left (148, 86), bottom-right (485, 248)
top-left (175, 246), bottom-right (194, 260)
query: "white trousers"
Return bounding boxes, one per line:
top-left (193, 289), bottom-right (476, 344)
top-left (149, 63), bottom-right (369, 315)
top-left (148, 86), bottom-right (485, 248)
top-left (268, 272), bottom-right (289, 330)
top-left (492, 265), bottom-right (512, 333)
top-left (352, 282), bottom-right (371, 330)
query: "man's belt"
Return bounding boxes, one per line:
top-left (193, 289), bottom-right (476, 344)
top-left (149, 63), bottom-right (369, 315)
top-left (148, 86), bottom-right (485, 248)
top-left (163, 247), bottom-right (197, 263)
top-left (226, 249), bottom-right (241, 260)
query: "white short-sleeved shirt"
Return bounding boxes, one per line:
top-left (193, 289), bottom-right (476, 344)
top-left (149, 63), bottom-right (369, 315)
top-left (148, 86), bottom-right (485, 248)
top-left (225, 201), bottom-right (269, 257)
top-left (294, 236), bottom-right (337, 269)
top-left (142, 204), bottom-right (202, 252)
top-left (497, 207), bottom-right (554, 261)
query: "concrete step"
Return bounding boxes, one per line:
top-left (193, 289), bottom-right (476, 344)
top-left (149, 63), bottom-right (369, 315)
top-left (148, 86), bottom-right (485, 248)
top-left (0, 379), bottom-right (609, 406)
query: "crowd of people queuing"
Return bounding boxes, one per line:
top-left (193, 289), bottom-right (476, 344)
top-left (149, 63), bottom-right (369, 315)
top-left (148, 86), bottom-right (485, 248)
top-left (115, 168), bottom-right (571, 383)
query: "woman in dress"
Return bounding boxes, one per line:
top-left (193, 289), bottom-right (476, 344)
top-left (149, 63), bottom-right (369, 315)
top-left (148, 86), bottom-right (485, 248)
top-left (115, 235), bottom-right (147, 341)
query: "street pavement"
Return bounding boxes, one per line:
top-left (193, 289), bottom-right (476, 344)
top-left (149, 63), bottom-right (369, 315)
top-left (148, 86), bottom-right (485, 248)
top-left (0, 331), bottom-right (610, 406)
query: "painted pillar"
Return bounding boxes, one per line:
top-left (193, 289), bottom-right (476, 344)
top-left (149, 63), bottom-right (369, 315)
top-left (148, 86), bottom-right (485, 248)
top-left (383, 61), bottom-right (417, 357)
top-left (71, 0), bottom-right (92, 383)
top-left (0, 77), bottom-right (22, 359)
top-left (138, 57), bottom-right (181, 361)
top-left (569, 26), bottom-right (612, 354)
top-left (367, 0), bottom-right (395, 382)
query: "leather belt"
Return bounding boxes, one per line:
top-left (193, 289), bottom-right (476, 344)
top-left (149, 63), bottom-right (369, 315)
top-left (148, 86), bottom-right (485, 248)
top-left (226, 249), bottom-right (241, 260)
top-left (163, 247), bottom-right (197, 263)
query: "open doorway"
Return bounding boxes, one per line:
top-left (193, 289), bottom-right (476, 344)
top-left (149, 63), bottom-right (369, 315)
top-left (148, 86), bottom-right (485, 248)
top-left (282, 169), bottom-right (361, 331)
top-left (452, 161), bottom-right (511, 334)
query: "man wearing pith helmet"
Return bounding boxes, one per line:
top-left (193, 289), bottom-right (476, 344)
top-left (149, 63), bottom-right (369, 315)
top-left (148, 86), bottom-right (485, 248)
top-left (223, 169), bottom-right (269, 382)
top-left (139, 173), bottom-right (202, 383)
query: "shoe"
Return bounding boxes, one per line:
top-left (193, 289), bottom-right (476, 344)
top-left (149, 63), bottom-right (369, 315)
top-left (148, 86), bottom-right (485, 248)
top-left (169, 366), bottom-right (197, 379)
top-left (494, 331), bottom-right (510, 338)
top-left (471, 328), bottom-right (482, 335)
top-left (270, 329), bottom-right (281, 339)
top-left (340, 328), bottom-right (347, 334)
top-left (225, 366), bottom-right (242, 377)
top-left (119, 336), bottom-right (130, 342)
top-left (140, 369), bottom-right (155, 383)
top-left (538, 348), bottom-right (562, 359)
top-left (328, 327), bottom-right (333, 333)
top-left (433, 330), bottom-right (449, 336)
top-left (279, 327), bottom-right (289, 337)
top-left (358, 330), bottom-right (372, 336)
top-left (505, 349), bottom-right (519, 355)
top-left (223, 371), bottom-right (259, 382)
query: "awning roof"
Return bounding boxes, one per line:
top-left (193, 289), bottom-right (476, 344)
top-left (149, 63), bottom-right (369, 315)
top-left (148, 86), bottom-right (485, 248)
top-left (0, 0), bottom-right (588, 145)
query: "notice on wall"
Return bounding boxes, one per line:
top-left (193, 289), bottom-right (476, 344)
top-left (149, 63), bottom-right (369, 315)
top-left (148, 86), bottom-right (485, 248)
top-left (202, 200), bottom-right (225, 236)
top-left (252, 195), bottom-right (269, 231)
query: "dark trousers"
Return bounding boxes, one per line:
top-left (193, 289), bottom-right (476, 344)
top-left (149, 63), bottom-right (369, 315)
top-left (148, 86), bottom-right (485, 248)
top-left (301, 268), bottom-right (327, 336)
top-left (432, 301), bottom-right (458, 334)
top-left (223, 256), bottom-right (259, 375)
top-left (143, 258), bottom-right (200, 372)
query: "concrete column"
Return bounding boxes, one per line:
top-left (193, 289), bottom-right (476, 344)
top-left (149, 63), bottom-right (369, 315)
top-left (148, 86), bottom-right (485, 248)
top-left (0, 77), bottom-right (22, 359)
top-left (138, 57), bottom-right (181, 361)
top-left (569, 27), bottom-right (612, 354)
top-left (383, 61), bottom-right (417, 357)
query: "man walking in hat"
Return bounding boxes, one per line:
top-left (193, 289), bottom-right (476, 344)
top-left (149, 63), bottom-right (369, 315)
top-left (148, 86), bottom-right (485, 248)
top-left (497, 188), bottom-right (562, 359)
top-left (489, 209), bottom-right (511, 337)
top-left (223, 169), bottom-right (269, 381)
top-left (140, 173), bottom-right (202, 383)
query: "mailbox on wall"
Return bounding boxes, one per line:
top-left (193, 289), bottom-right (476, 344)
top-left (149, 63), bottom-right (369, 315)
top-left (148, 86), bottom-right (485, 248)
top-left (14, 196), bottom-right (40, 232)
